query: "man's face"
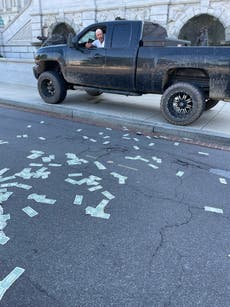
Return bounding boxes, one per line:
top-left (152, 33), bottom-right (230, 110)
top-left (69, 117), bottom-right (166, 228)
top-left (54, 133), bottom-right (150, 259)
top-left (96, 30), bottom-right (104, 43)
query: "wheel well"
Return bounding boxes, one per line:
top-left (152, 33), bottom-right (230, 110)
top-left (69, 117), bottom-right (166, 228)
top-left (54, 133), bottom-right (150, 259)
top-left (38, 61), bottom-right (61, 76)
top-left (163, 68), bottom-right (209, 94)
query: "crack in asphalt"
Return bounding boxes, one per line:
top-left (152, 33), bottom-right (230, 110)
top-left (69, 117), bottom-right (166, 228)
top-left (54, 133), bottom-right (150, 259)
top-left (163, 250), bottom-right (187, 307)
top-left (25, 276), bottom-right (63, 306)
top-left (141, 203), bottom-right (193, 305)
top-left (153, 206), bottom-right (193, 258)
top-left (173, 158), bottom-right (210, 171)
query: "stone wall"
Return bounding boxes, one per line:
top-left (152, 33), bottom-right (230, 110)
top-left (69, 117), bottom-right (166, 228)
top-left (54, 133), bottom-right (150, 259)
top-left (0, 0), bottom-right (230, 59)
top-left (0, 0), bottom-right (34, 58)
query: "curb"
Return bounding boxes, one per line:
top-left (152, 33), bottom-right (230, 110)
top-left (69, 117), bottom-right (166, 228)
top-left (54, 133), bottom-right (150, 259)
top-left (0, 96), bottom-right (230, 147)
top-left (152, 122), bottom-right (230, 146)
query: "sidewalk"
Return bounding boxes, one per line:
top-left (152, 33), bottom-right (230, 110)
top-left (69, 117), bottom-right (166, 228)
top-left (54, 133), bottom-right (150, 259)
top-left (0, 82), bottom-right (230, 145)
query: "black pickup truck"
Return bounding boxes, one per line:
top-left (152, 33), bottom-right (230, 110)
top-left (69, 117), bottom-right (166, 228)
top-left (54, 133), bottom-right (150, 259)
top-left (33, 20), bottom-right (230, 125)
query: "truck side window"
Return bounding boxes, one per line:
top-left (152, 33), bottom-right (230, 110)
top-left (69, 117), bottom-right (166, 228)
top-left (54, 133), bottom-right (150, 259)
top-left (78, 31), bottom-right (96, 45)
top-left (112, 24), bottom-right (131, 49)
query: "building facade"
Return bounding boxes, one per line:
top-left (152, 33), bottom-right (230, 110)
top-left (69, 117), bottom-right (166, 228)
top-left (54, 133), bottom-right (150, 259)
top-left (0, 0), bottom-right (230, 58)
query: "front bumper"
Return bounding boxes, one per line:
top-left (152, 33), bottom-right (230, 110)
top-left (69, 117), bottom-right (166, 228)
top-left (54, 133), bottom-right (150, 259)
top-left (33, 65), bottom-right (40, 79)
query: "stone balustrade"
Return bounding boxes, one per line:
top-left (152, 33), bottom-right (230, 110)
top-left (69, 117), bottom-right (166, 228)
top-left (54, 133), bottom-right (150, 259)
top-left (0, 0), bottom-right (29, 27)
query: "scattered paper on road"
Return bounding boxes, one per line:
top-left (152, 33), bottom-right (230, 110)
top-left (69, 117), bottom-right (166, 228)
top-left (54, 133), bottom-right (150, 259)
top-left (73, 195), bottom-right (83, 206)
top-left (219, 178), bottom-right (227, 185)
top-left (110, 172), bottom-right (127, 184)
top-left (102, 191), bottom-right (115, 200)
top-left (176, 171), bottom-right (184, 177)
top-left (27, 194), bottom-right (56, 205)
top-left (22, 206), bottom-right (38, 217)
top-left (0, 231), bottom-right (10, 245)
top-left (85, 199), bottom-right (110, 219)
top-left (0, 267), bottom-right (25, 300)
top-left (198, 152), bottom-right (209, 156)
top-left (148, 164), bottom-right (159, 169)
top-left (27, 150), bottom-right (44, 159)
top-left (204, 206), bottom-right (223, 214)
top-left (94, 161), bottom-right (106, 170)
top-left (88, 185), bottom-right (103, 192)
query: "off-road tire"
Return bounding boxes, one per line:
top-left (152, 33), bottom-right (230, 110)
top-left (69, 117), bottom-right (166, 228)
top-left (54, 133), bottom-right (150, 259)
top-left (38, 71), bottom-right (67, 104)
top-left (160, 82), bottom-right (205, 125)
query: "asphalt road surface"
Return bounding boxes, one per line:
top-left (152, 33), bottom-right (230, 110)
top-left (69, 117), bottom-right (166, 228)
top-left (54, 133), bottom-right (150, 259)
top-left (0, 106), bottom-right (230, 307)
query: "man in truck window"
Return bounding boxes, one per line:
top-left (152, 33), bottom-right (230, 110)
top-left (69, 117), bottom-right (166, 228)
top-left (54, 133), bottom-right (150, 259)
top-left (86, 29), bottom-right (105, 48)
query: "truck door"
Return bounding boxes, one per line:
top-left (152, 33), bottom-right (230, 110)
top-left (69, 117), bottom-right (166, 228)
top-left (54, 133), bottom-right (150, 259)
top-left (65, 29), bottom-right (106, 87)
top-left (104, 22), bottom-right (140, 91)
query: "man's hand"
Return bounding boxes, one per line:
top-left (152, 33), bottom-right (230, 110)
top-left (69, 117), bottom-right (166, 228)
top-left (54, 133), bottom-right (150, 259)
top-left (85, 42), bottom-right (93, 48)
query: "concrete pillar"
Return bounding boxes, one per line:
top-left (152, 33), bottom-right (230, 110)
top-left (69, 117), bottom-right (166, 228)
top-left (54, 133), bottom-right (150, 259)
top-left (0, 27), bottom-right (4, 56)
top-left (3, 0), bottom-right (6, 12)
